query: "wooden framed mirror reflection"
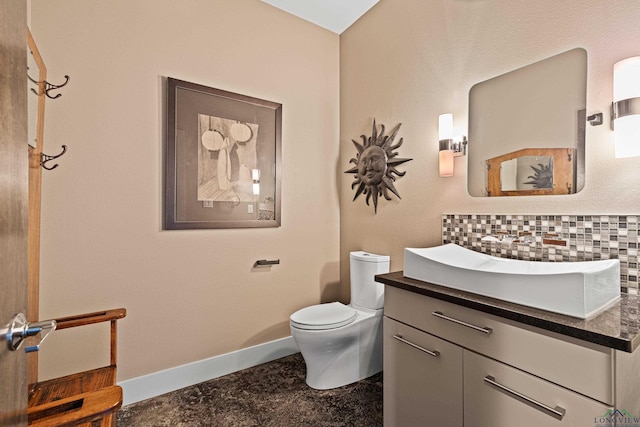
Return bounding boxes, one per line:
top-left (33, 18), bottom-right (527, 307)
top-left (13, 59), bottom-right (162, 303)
top-left (486, 148), bottom-right (575, 197)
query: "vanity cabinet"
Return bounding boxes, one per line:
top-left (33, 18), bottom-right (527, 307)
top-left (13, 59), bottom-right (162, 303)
top-left (383, 285), bottom-right (622, 427)
top-left (384, 317), bottom-right (463, 427)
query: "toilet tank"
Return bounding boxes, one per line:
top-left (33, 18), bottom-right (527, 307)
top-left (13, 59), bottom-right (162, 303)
top-left (350, 251), bottom-right (390, 310)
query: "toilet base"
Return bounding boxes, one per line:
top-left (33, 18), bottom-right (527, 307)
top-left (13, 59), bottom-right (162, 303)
top-left (292, 309), bottom-right (383, 390)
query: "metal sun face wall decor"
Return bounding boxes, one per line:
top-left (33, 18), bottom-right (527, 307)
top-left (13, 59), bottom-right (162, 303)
top-left (345, 119), bottom-right (412, 213)
top-left (524, 158), bottom-right (554, 189)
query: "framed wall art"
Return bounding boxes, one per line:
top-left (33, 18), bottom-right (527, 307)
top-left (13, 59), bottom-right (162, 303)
top-left (165, 78), bottom-right (282, 229)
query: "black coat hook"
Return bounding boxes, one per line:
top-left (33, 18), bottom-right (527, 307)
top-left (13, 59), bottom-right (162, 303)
top-left (41, 145), bottom-right (67, 170)
top-left (27, 73), bottom-right (70, 100)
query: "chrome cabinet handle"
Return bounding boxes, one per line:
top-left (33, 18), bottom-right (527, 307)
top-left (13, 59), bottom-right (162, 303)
top-left (432, 311), bottom-right (493, 335)
top-left (484, 375), bottom-right (566, 420)
top-left (393, 334), bottom-right (440, 357)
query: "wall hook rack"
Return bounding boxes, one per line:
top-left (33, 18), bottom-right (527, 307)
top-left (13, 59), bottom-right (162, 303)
top-left (41, 145), bottom-right (67, 170)
top-left (27, 72), bottom-right (70, 100)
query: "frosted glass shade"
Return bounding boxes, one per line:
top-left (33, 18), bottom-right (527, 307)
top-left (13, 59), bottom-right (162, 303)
top-left (613, 56), bottom-right (640, 158)
top-left (439, 149), bottom-right (454, 177)
top-left (614, 116), bottom-right (640, 158)
top-left (614, 57), bottom-right (640, 101)
top-left (438, 114), bottom-right (453, 141)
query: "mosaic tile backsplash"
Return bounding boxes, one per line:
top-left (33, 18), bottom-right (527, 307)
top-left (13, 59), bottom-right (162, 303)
top-left (442, 214), bottom-right (639, 293)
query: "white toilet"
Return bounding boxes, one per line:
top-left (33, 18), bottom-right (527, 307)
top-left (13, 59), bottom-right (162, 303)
top-left (290, 251), bottom-right (390, 390)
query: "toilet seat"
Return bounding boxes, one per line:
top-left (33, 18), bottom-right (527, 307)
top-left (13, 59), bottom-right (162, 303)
top-left (290, 302), bottom-right (357, 330)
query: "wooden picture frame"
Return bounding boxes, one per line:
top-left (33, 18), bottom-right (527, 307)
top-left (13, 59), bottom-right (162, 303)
top-left (165, 78), bottom-right (282, 229)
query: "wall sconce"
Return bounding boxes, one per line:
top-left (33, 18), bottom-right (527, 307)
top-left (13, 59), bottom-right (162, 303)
top-left (438, 113), bottom-right (467, 177)
top-left (252, 169), bottom-right (260, 195)
top-left (612, 56), bottom-right (640, 158)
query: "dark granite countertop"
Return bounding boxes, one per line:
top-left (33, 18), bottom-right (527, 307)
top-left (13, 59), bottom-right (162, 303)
top-left (376, 271), bottom-right (640, 353)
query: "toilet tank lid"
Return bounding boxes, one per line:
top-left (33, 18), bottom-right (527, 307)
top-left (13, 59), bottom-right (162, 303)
top-left (350, 251), bottom-right (390, 262)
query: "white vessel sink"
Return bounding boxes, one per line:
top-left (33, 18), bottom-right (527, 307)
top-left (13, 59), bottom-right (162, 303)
top-left (404, 244), bottom-right (620, 319)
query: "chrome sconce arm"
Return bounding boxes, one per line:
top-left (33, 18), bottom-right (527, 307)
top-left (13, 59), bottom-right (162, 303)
top-left (438, 113), bottom-right (467, 177)
top-left (439, 137), bottom-right (468, 156)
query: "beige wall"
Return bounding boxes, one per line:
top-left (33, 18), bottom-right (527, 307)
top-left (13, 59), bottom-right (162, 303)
top-left (31, 0), bottom-right (340, 381)
top-left (32, 0), bottom-right (640, 385)
top-left (340, 0), bottom-right (640, 295)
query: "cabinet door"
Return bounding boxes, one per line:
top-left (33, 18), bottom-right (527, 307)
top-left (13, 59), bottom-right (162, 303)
top-left (384, 317), bottom-right (463, 427)
top-left (464, 351), bottom-right (612, 427)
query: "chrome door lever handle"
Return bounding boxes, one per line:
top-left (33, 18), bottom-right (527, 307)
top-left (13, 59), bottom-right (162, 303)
top-left (0, 313), bottom-right (56, 352)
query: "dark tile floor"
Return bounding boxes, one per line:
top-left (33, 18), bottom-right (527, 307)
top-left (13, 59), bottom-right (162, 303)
top-left (116, 353), bottom-right (383, 426)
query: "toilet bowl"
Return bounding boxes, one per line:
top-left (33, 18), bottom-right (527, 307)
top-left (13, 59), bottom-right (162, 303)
top-left (290, 251), bottom-right (390, 390)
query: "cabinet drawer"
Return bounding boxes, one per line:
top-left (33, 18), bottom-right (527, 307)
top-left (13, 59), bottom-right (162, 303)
top-left (385, 285), bottom-right (614, 404)
top-left (464, 350), bottom-right (612, 427)
top-left (384, 317), bottom-right (463, 427)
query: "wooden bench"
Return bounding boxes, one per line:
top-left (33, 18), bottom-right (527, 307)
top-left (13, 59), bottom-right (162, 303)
top-left (27, 308), bottom-right (126, 427)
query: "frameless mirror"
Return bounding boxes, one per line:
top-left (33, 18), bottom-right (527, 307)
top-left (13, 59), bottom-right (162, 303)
top-left (27, 41), bottom-right (39, 148)
top-left (468, 48), bottom-right (587, 197)
top-left (27, 28), bottom-right (46, 151)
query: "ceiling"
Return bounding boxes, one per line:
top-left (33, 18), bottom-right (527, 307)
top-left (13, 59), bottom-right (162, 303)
top-left (261, 0), bottom-right (380, 34)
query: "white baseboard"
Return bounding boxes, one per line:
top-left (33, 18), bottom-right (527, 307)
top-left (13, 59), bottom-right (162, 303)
top-left (118, 336), bottom-right (299, 406)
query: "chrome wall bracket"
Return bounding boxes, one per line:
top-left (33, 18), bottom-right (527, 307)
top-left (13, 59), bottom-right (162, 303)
top-left (254, 259), bottom-right (280, 267)
top-left (587, 113), bottom-right (603, 126)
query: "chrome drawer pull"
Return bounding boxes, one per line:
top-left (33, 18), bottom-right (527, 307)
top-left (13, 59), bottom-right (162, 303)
top-left (393, 334), bottom-right (440, 357)
top-left (432, 311), bottom-right (493, 335)
top-left (483, 375), bottom-right (566, 420)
